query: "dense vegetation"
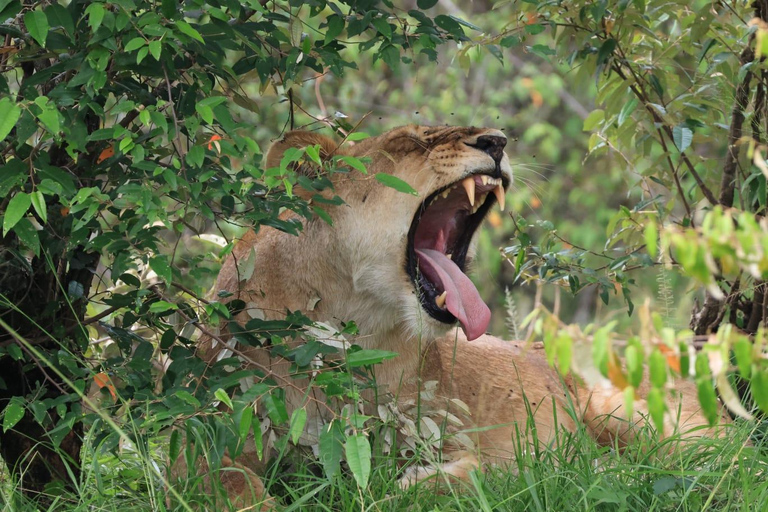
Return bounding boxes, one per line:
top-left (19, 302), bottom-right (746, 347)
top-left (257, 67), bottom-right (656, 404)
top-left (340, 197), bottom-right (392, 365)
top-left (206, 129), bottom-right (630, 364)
top-left (0, 0), bottom-right (766, 509)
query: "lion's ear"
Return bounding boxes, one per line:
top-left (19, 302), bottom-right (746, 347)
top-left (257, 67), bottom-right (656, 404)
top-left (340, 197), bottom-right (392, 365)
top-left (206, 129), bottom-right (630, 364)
top-left (265, 131), bottom-right (339, 172)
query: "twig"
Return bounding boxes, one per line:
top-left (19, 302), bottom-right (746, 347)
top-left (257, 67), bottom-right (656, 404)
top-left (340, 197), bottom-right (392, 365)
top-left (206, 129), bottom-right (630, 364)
top-left (83, 305), bottom-right (121, 326)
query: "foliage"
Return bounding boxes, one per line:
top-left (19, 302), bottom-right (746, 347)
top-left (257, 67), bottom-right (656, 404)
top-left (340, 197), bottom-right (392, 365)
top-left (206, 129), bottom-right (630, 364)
top-left (488, 0), bottom-right (768, 425)
top-left (0, 0), bottom-right (475, 502)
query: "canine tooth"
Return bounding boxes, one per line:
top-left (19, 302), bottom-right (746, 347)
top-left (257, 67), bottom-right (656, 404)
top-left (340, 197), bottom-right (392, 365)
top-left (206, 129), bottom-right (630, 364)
top-left (480, 175), bottom-right (489, 185)
top-left (461, 177), bottom-right (475, 206)
top-left (442, 189), bottom-right (450, 199)
top-left (435, 291), bottom-right (447, 308)
top-left (446, 253), bottom-right (452, 259)
top-left (494, 183), bottom-right (506, 211)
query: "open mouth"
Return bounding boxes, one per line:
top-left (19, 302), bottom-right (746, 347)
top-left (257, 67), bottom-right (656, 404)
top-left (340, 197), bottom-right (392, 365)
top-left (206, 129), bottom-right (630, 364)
top-left (406, 174), bottom-right (508, 341)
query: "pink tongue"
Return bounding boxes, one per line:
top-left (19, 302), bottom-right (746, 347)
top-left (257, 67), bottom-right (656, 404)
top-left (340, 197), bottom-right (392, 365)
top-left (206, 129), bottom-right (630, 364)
top-left (415, 249), bottom-right (491, 341)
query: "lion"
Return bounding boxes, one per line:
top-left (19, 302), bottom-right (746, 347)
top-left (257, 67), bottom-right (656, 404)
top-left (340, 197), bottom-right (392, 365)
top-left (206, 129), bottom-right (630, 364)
top-left (192, 125), bottom-right (724, 507)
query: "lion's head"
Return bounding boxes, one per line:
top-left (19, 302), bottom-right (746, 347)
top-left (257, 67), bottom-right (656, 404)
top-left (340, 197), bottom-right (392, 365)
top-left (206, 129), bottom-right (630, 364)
top-left (265, 125), bottom-right (512, 342)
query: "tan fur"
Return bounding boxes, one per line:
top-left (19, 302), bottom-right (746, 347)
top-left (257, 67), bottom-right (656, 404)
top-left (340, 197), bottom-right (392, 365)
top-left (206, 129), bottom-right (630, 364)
top-left (193, 126), bottom-right (723, 505)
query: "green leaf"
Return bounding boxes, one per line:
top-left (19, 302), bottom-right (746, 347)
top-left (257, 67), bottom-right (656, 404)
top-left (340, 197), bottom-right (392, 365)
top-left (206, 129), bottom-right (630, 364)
top-left (379, 44), bottom-right (400, 71)
top-left (417, 0), bottom-right (438, 8)
top-left (195, 103), bottom-right (214, 124)
top-left (305, 145), bottom-right (321, 165)
top-left (731, 338), bottom-right (752, 379)
top-left (289, 408), bottom-right (307, 445)
top-left (312, 206), bottom-right (333, 226)
top-left (346, 349), bottom-right (398, 368)
top-left (124, 37), bottom-right (146, 52)
top-left (618, 97), bottom-right (638, 126)
top-left (149, 255), bottom-right (172, 283)
top-left (24, 10), bottom-right (49, 47)
top-left (622, 386), bottom-right (635, 419)
top-left (262, 392), bottom-right (289, 425)
top-left (372, 18), bottom-right (392, 40)
top-left (525, 23), bottom-right (545, 35)
top-left (527, 44), bottom-right (555, 58)
top-left (137, 46), bottom-right (149, 64)
top-left (596, 38), bottom-right (616, 66)
top-left (319, 424), bottom-right (343, 479)
top-left (252, 415), bottom-right (263, 459)
top-left (30, 190), bottom-right (46, 224)
top-left (175, 20), bottom-right (204, 43)
top-left (695, 353), bottom-right (719, 425)
top-left (148, 40), bottom-right (162, 61)
top-left (45, 4), bottom-right (74, 39)
top-left (85, 3), bottom-right (105, 32)
top-left (649, 349), bottom-right (667, 388)
top-left (673, 125), bottom-right (692, 153)
top-left (2, 400), bottom-right (24, 432)
top-left (337, 155), bottom-right (368, 174)
top-left (175, 390), bottom-right (201, 408)
top-left (3, 192), bottom-right (31, 236)
top-left (214, 388), bottom-right (233, 409)
top-left (625, 339), bottom-right (644, 388)
top-left (647, 387), bottom-right (666, 432)
top-left (168, 429), bottom-right (181, 464)
top-left (434, 15), bottom-right (465, 37)
top-left (238, 405), bottom-right (253, 442)
top-left (346, 132), bottom-right (370, 142)
top-left (751, 368), bottom-right (768, 413)
top-left (325, 15), bottom-right (344, 45)
top-left (13, 218), bottom-right (39, 256)
top-left (197, 96), bottom-right (227, 109)
top-left (591, 326), bottom-right (609, 377)
top-left (644, 221), bottom-right (658, 259)
top-left (583, 109), bottom-right (604, 131)
top-left (0, 97), bottom-right (20, 142)
top-left (33, 96), bottom-right (60, 135)
top-left (149, 300), bottom-right (177, 313)
top-left (375, 174), bottom-right (418, 196)
top-left (344, 434), bottom-right (371, 488)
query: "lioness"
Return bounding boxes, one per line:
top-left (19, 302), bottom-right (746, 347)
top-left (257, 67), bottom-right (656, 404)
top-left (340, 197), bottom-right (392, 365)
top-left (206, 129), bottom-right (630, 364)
top-left (196, 125), bottom-right (721, 506)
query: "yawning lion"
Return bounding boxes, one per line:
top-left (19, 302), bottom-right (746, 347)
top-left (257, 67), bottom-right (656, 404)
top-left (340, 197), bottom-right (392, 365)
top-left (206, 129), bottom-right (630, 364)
top-left (194, 125), bottom-right (722, 507)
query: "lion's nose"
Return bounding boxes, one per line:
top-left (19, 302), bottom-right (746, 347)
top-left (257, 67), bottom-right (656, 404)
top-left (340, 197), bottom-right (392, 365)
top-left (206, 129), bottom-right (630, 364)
top-left (470, 134), bottom-right (507, 164)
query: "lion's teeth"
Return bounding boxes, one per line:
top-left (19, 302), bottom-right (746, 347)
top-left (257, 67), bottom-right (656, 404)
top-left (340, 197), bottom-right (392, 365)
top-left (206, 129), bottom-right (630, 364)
top-left (461, 176), bottom-right (475, 207)
top-left (446, 253), bottom-right (452, 259)
top-left (494, 183), bottom-right (505, 211)
top-left (441, 189), bottom-right (450, 199)
top-left (435, 291), bottom-right (447, 308)
top-left (480, 175), bottom-right (489, 185)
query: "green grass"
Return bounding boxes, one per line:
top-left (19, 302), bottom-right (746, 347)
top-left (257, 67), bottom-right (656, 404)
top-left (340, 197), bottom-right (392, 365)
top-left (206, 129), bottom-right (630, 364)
top-left (2, 414), bottom-right (764, 511)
